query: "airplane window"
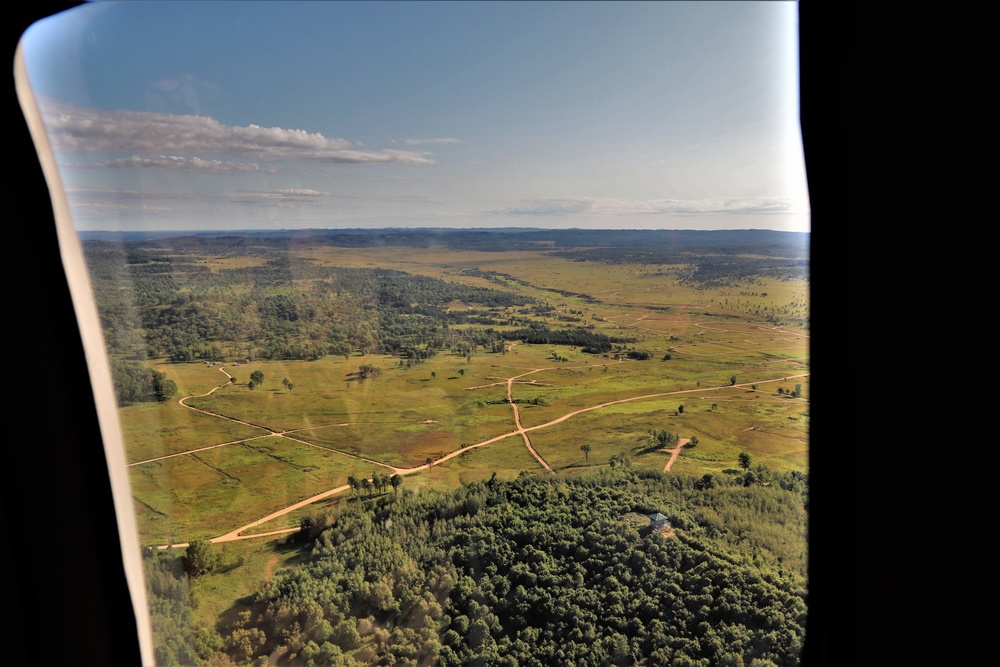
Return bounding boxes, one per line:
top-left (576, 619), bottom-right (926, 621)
top-left (17, 2), bottom-right (814, 665)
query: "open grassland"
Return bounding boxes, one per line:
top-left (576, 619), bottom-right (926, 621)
top-left (115, 243), bottom-right (808, 547)
top-left (184, 538), bottom-right (308, 632)
top-left (235, 437), bottom-right (546, 543)
top-left (304, 246), bottom-right (808, 330)
top-left (130, 439), bottom-right (384, 545)
top-left (148, 360), bottom-right (233, 396)
top-left (287, 411), bottom-right (514, 468)
top-left (120, 401), bottom-right (266, 462)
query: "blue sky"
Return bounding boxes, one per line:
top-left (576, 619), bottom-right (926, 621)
top-left (21, 1), bottom-right (809, 232)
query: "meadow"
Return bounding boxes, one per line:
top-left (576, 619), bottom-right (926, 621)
top-left (101, 235), bottom-right (807, 555)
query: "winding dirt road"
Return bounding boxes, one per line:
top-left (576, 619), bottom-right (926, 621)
top-left (154, 354), bottom-right (808, 549)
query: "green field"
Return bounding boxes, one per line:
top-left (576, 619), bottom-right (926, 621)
top-left (87, 230), bottom-right (810, 663)
top-left (97, 237), bottom-right (807, 551)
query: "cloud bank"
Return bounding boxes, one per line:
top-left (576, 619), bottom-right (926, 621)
top-left (41, 102), bottom-right (434, 166)
top-left (404, 137), bottom-right (464, 145)
top-left (69, 155), bottom-right (279, 174)
top-left (494, 196), bottom-right (801, 217)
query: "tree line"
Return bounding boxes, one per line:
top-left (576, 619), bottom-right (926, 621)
top-left (143, 466), bottom-right (807, 665)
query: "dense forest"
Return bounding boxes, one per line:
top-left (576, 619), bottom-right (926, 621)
top-left (84, 229), bottom-right (807, 394)
top-left (84, 246), bottom-right (538, 366)
top-left (147, 467), bottom-right (807, 666)
top-left (548, 249), bottom-right (808, 288)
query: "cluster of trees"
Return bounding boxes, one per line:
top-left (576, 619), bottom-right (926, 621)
top-left (184, 540), bottom-right (221, 577)
top-left (143, 466), bottom-right (807, 665)
top-left (548, 233), bottom-right (809, 287)
top-left (110, 358), bottom-right (177, 406)
top-left (777, 384), bottom-right (803, 398)
top-left (645, 429), bottom-right (681, 452)
top-left (347, 473), bottom-right (402, 497)
top-left (142, 544), bottom-right (228, 666)
top-left (198, 469), bottom-right (807, 666)
top-left (83, 246), bottom-right (536, 365)
top-left (248, 370), bottom-right (264, 390)
top-left (498, 324), bottom-right (635, 352)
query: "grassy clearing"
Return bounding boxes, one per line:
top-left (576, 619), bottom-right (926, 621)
top-left (118, 245), bottom-right (808, 548)
top-left (187, 538), bottom-right (307, 632)
top-left (414, 439), bottom-right (545, 491)
top-left (130, 439), bottom-right (385, 544)
top-left (120, 402), bottom-right (266, 462)
top-left (121, 242), bottom-right (810, 643)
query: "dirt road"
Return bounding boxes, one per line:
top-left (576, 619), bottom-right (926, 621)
top-left (154, 356), bottom-right (808, 548)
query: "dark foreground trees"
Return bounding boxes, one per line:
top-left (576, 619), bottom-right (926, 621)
top-left (206, 470), bottom-right (807, 666)
top-left (110, 358), bottom-right (177, 405)
top-left (183, 540), bottom-right (220, 577)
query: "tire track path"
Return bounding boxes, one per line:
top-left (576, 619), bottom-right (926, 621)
top-left (156, 358), bottom-right (808, 547)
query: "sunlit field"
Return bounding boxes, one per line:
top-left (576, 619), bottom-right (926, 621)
top-left (97, 238), bottom-right (806, 556)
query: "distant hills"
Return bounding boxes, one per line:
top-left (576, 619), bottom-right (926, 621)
top-left (79, 227), bottom-right (809, 253)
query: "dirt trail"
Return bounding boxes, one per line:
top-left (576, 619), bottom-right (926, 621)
top-left (155, 350), bottom-right (809, 548)
top-left (663, 438), bottom-right (689, 472)
top-left (506, 365), bottom-right (554, 473)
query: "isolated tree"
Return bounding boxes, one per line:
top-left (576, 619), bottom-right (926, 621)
top-left (185, 540), bottom-right (220, 577)
top-left (250, 370), bottom-right (264, 386)
top-left (677, 405), bottom-right (684, 414)
top-left (581, 443), bottom-right (592, 461)
top-left (431, 371), bottom-right (436, 379)
top-left (425, 457), bottom-right (434, 469)
top-left (286, 382), bottom-right (293, 392)
top-left (739, 452), bottom-right (752, 470)
top-left (648, 429), bottom-right (677, 449)
top-left (282, 378), bottom-right (290, 389)
top-left (247, 380), bottom-right (256, 391)
top-left (459, 369), bottom-right (465, 377)
top-left (730, 375), bottom-right (737, 386)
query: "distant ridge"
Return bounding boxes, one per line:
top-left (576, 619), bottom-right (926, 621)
top-left (79, 228), bottom-right (809, 253)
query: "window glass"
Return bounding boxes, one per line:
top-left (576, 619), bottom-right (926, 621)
top-left (18, 3), bottom-right (809, 665)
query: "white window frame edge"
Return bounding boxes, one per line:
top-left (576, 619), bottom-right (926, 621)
top-left (14, 40), bottom-right (155, 666)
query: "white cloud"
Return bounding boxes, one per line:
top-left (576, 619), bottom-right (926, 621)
top-left (41, 101), bottom-right (435, 165)
top-left (273, 189), bottom-right (329, 197)
top-left (494, 196), bottom-right (800, 217)
top-left (404, 137), bottom-right (464, 145)
top-left (67, 155), bottom-right (279, 174)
